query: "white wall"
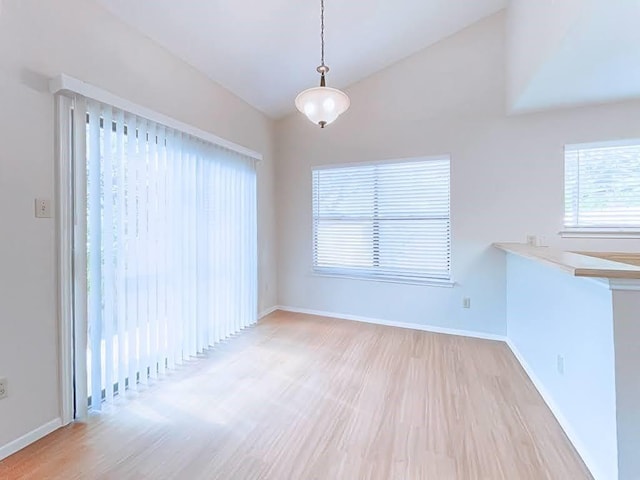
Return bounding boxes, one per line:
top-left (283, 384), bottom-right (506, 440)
top-left (0, 0), bottom-right (276, 451)
top-left (506, 254), bottom-right (617, 480)
top-left (275, 12), bottom-right (640, 336)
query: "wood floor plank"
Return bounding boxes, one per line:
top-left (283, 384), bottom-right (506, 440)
top-left (0, 311), bottom-right (592, 479)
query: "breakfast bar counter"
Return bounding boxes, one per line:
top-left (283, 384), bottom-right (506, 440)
top-left (493, 242), bottom-right (640, 280)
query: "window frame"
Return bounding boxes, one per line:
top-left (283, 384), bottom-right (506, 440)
top-left (310, 156), bottom-right (454, 287)
top-left (561, 138), bottom-right (640, 239)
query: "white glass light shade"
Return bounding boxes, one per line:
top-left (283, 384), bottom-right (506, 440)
top-left (295, 86), bottom-right (350, 127)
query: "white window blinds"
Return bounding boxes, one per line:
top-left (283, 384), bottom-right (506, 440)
top-left (565, 141), bottom-right (640, 229)
top-left (312, 158), bottom-right (451, 283)
top-left (76, 97), bottom-right (257, 410)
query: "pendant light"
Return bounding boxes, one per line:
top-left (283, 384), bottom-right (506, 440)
top-left (295, 0), bottom-right (350, 128)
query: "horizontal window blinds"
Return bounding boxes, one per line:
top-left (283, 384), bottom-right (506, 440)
top-left (80, 97), bottom-right (257, 409)
top-left (565, 142), bottom-right (640, 228)
top-left (312, 158), bottom-right (451, 282)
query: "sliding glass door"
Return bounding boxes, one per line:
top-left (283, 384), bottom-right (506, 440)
top-left (68, 97), bottom-right (257, 412)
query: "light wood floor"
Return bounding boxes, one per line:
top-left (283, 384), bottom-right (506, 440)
top-left (0, 311), bottom-right (592, 480)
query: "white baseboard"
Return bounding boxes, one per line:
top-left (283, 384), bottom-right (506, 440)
top-left (276, 305), bottom-right (506, 342)
top-left (505, 339), bottom-right (602, 480)
top-left (258, 305), bottom-right (279, 319)
top-left (0, 418), bottom-right (62, 461)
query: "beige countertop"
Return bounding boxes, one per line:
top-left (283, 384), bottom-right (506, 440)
top-left (493, 243), bottom-right (640, 280)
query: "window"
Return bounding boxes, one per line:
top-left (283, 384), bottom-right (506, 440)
top-left (564, 140), bottom-right (640, 232)
top-left (312, 157), bottom-right (451, 284)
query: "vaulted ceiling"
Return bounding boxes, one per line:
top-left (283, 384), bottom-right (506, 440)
top-left (96, 0), bottom-right (507, 118)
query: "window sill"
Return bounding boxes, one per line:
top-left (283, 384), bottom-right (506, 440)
top-left (310, 270), bottom-right (455, 288)
top-left (560, 228), bottom-right (640, 239)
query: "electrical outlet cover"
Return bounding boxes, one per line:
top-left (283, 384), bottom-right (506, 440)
top-left (35, 198), bottom-right (52, 218)
top-left (0, 377), bottom-right (7, 399)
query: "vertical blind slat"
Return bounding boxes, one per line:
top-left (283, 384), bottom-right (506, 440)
top-left (125, 113), bottom-right (139, 392)
top-left (114, 108), bottom-right (128, 396)
top-left (157, 125), bottom-right (168, 377)
top-left (87, 102), bottom-right (103, 409)
top-left (137, 119), bottom-right (149, 386)
top-left (101, 105), bottom-right (115, 402)
top-left (147, 120), bottom-right (159, 380)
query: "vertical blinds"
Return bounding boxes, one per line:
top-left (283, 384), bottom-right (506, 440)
top-left (565, 142), bottom-right (640, 228)
top-left (312, 158), bottom-right (451, 282)
top-left (79, 97), bottom-right (257, 409)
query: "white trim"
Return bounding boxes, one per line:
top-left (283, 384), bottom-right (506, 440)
top-left (566, 138), bottom-right (640, 151)
top-left (560, 228), bottom-right (640, 239)
top-left (310, 271), bottom-right (455, 287)
top-left (258, 306), bottom-right (278, 319)
top-left (49, 74), bottom-right (262, 161)
top-left (0, 418), bottom-right (62, 461)
top-left (607, 279), bottom-right (640, 291)
top-left (55, 95), bottom-right (75, 425)
top-left (505, 339), bottom-right (604, 480)
top-left (311, 154), bottom-right (451, 171)
top-left (276, 306), bottom-right (505, 341)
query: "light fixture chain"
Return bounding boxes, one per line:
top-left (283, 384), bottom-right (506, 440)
top-left (320, 0), bottom-right (325, 67)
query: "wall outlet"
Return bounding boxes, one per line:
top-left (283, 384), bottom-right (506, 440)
top-left (35, 198), bottom-right (52, 218)
top-left (526, 234), bottom-right (549, 247)
top-left (0, 377), bottom-right (7, 399)
top-left (463, 297), bottom-right (471, 309)
top-left (557, 355), bottom-right (565, 375)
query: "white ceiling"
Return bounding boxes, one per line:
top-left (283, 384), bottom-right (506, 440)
top-left (511, 0), bottom-right (640, 113)
top-left (96, 0), bottom-right (506, 118)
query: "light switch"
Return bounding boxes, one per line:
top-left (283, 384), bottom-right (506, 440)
top-left (35, 198), bottom-right (52, 218)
